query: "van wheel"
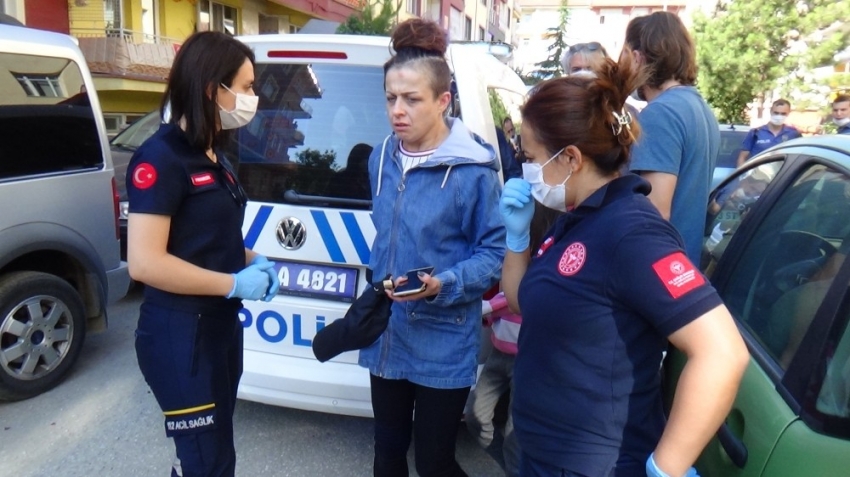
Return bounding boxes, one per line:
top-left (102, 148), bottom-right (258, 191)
top-left (0, 272), bottom-right (86, 401)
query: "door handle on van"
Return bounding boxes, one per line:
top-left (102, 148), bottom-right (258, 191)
top-left (717, 423), bottom-right (748, 468)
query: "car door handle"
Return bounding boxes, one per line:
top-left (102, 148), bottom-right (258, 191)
top-left (717, 423), bottom-right (748, 468)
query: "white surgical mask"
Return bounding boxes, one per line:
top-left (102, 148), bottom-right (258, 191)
top-left (769, 114), bottom-right (787, 126)
top-left (834, 117), bottom-right (850, 128)
top-left (521, 148), bottom-right (571, 212)
top-left (218, 84), bottom-right (258, 130)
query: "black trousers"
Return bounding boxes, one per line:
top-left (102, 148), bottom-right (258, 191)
top-left (370, 374), bottom-right (471, 477)
top-left (135, 302), bottom-right (243, 477)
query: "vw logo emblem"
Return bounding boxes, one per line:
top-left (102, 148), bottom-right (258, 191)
top-left (276, 217), bottom-right (306, 250)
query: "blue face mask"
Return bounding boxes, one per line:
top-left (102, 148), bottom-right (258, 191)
top-left (521, 148), bottom-right (571, 212)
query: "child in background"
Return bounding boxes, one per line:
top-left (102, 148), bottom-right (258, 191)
top-left (466, 291), bottom-right (521, 477)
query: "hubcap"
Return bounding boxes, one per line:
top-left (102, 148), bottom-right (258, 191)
top-left (0, 295), bottom-right (74, 381)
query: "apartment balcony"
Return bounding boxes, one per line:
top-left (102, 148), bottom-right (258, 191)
top-left (74, 29), bottom-right (181, 82)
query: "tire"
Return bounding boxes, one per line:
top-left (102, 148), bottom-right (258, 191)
top-left (0, 271), bottom-right (86, 401)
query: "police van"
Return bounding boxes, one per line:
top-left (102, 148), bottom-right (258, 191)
top-left (230, 33), bottom-right (526, 417)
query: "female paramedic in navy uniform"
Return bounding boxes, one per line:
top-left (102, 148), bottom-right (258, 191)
top-left (126, 31), bottom-right (279, 477)
top-left (498, 57), bottom-right (750, 477)
top-left (359, 18), bottom-right (506, 477)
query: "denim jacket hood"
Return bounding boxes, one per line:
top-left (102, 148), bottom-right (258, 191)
top-left (359, 118), bottom-right (506, 388)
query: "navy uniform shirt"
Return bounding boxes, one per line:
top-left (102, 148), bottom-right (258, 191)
top-left (127, 123), bottom-right (247, 314)
top-left (839, 124), bottom-right (850, 135)
top-left (741, 124), bottom-right (801, 157)
top-left (513, 174), bottom-right (723, 477)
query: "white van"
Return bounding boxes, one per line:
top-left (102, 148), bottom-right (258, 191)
top-left (229, 33), bottom-right (526, 417)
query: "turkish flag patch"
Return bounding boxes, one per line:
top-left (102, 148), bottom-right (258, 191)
top-left (132, 163), bottom-right (157, 189)
top-left (558, 242), bottom-right (586, 276)
top-left (191, 172), bottom-right (215, 187)
top-left (652, 252), bottom-right (705, 299)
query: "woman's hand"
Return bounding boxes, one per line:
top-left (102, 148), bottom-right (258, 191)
top-left (384, 272), bottom-right (442, 302)
top-left (500, 178), bottom-right (535, 253)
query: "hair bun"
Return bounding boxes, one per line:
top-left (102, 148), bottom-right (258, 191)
top-left (391, 19), bottom-right (448, 56)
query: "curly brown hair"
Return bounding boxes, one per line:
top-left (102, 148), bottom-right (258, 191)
top-left (521, 53), bottom-right (646, 175)
top-left (384, 19), bottom-right (451, 98)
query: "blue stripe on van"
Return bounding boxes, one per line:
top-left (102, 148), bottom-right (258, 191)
top-left (244, 205), bottom-right (272, 249)
top-left (341, 212), bottom-right (370, 265)
top-left (310, 210), bottom-right (345, 263)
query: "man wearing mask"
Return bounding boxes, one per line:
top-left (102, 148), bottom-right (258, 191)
top-left (737, 99), bottom-right (801, 167)
top-left (833, 95), bottom-right (850, 135)
top-left (624, 12), bottom-right (719, 264)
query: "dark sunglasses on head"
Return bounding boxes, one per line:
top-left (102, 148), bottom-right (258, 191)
top-left (568, 42), bottom-right (602, 54)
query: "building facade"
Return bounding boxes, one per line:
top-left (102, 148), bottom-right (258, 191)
top-left (513, 0), bottom-right (688, 78)
top-left (3, 0), bottom-right (365, 134)
top-left (2, 0), bottom-right (518, 133)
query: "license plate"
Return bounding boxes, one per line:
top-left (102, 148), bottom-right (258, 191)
top-left (272, 260), bottom-right (359, 302)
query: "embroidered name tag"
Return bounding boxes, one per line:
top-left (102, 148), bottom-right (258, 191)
top-left (652, 252), bottom-right (705, 299)
top-left (163, 404), bottom-right (217, 437)
top-left (191, 172), bottom-right (215, 187)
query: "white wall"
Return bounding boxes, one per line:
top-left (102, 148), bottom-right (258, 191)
top-left (1, 0), bottom-right (25, 23)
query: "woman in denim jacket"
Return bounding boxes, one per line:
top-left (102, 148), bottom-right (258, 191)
top-left (358, 18), bottom-right (506, 477)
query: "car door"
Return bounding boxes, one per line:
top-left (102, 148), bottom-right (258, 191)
top-left (667, 150), bottom-right (850, 476)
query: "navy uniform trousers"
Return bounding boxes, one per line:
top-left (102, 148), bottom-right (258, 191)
top-left (135, 301), bottom-right (243, 477)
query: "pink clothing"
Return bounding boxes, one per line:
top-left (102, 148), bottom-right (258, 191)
top-left (482, 292), bottom-right (522, 355)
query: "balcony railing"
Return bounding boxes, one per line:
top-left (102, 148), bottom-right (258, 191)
top-left (73, 28), bottom-right (182, 81)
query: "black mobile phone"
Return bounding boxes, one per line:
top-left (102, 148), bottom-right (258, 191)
top-left (392, 266), bottom-right (435, 297)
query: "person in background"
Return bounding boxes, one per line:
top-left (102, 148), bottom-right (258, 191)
top-left (503, 116), bottom-right (521, 155)
top-left (832, 94), bottom-right (850, 135)
top-left (560, 42), bottom-right (608, 76)
top-left (499, 54), bottom-right (749, 477)
top-left (624, 11), bottom-right (720, 264)
top-left (497, 126), bottom-right (523, 182)
top-left (736, 98), bottom-right (801, 166)
top-left (359, 18), bottom-right (506, 477)
top-left (561, 42), bottom-right (642, 118)
top-left (127, 31), bottom-right (279, 477)
top-left (466, 202), bottom-right (559, 477)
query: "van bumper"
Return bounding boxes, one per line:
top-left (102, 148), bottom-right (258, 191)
top-left (238, 348), bottom-right (373, 418)
top-left (106, 261), bottom-right (131, 304)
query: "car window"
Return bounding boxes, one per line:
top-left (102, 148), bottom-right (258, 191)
top-left (0, 52), bottom-right (102, 180)
top-left (702, 160), bottom-right (782, 275)
top-left (229, 63), bottom-right (389, 209)
top-left (816, 316), bottom-right (850, 418)
top-left (718, 164), bottom-right (850, 369)
top-left (717, 129), bottom-right (747, 168)
top-left (111, 110), bottom-right (161, 150)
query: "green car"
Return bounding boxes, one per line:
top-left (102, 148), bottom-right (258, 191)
top-left (665, 134), bottom-right (850, 476)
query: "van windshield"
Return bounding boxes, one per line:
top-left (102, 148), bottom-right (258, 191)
top-left (230, 63), bottom-right (389, 209)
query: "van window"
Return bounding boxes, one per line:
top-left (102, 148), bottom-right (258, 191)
top-left (0, 52), bottom-right (103, 180)
top-left (231, 63), bottom-right (389, 209)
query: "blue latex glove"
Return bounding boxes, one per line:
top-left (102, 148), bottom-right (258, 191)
top-left (250, 255), bottom-right (281, 302)
top-left (499, 178), bottom-right (535, 252)
top-left (646, 453), bottom-right (700, 477)
top-left (226, 261), bottom-right (274, 301)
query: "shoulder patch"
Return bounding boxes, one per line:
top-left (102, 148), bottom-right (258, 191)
top-left (132, 162), bottom-right (157, 190)
top-left (652, 252), bottom-right (705, 299)
top-left (558, 242), bottom-right (586, 276)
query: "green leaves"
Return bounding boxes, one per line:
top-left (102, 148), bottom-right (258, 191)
top-left (336, 0), bottom-right (401, 36)
top-left (693, 0), bottom-right (849, 124)
top-left (526, 1), bottom-right (570, 84)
